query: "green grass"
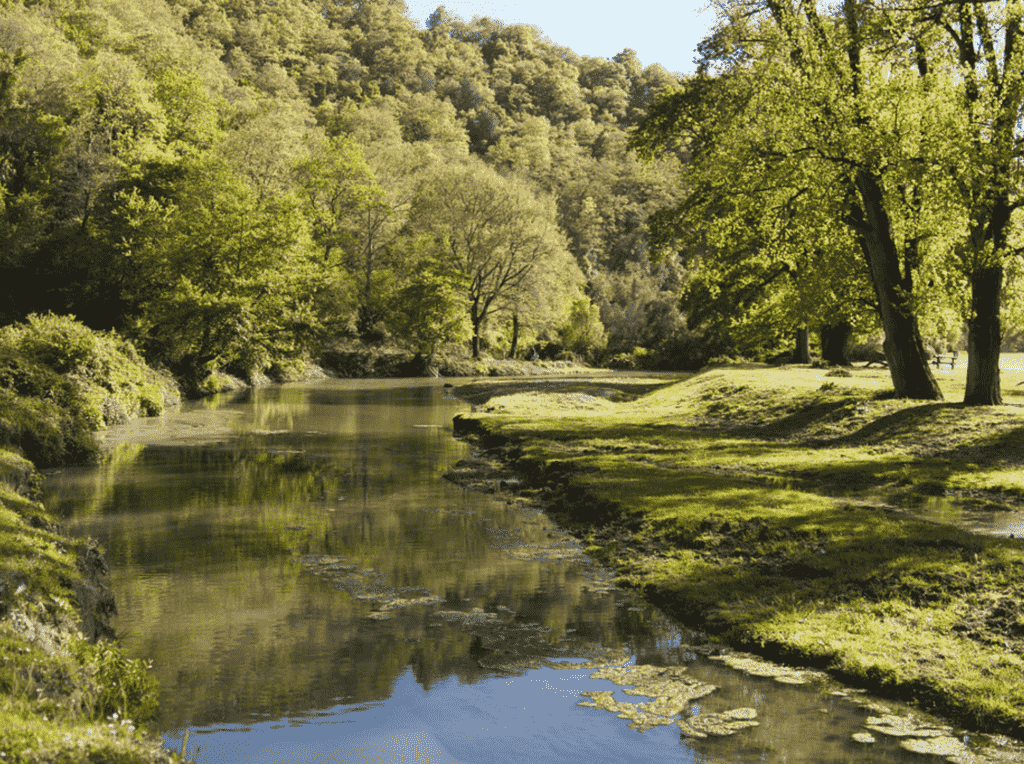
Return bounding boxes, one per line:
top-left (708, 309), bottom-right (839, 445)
top-left (0, 469), bottom-right (175, 763)
top-left (0, 314), bottom-right (186, 762)
top-left (459, 363), bottom-right (1024, 737)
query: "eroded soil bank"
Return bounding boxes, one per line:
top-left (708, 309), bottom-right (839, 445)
top-left (449, 365), bottom-right (1024, 748)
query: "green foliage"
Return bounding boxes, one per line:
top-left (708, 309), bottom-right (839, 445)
top-left (69, 637), bottom-right (159, 722)
top-left (3, 313), bottom-right (98, 374)
top-left (0, 388), bottom-right (95, 468)
top-left (409, 158), bottom-right (585, 357)
top-left (0, 314), bottom-right (175, 465)
top-left (558, 298), bottom-right (607, 357)
top-left (387, 247), bottom-right (472, 358)
top-left (128, 155), bottom-right (325, 377)
top-left (0, 0), bottom-right (685, 369)
top-left (2, 313), bottom-right (174, 422)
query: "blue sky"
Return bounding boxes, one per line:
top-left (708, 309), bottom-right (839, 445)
top-left (403, 1), bottom-right (717, 75)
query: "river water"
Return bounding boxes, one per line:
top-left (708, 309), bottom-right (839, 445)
top-left (41, 378), bottom-right (979, 763)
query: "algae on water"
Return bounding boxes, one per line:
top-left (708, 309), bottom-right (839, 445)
top-left (575, 661), bottom-right (761, 739)
top-left (707, 651), bottom-right (827, 685)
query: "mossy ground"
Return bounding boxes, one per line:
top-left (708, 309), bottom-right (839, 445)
top-left (455, 361), bottom-right (1024, 737)
top-left (0, 462), bottom-right (177, 763)
top-left (0, 315), bottom-right (185, 762)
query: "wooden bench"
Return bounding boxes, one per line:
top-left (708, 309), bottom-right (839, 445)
top-left (932, 352), bottom-right (959, 369)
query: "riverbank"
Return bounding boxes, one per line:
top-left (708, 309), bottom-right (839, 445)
top-left (0, 316), bottom-right (185, 763)
top-left (188, 343), bottom-right (594, 397)
top-left (317, 341), bottom-right (592, 380)
top-left (451, 363), bottom-right (1024, 740)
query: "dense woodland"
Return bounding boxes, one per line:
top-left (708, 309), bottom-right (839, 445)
top-left (2, 0), bottom-right (1024, 404)
top-left (0, 0), bottom-right (691, 381)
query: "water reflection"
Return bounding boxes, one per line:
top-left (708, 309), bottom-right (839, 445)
top-left (42, 380), bottom-right (953, 763)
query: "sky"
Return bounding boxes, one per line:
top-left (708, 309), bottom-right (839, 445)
top-left (403, 0), bottom-right (718, 76)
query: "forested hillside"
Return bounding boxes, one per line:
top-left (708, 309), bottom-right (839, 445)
top-left (0, 0), bottom-right (688, 379)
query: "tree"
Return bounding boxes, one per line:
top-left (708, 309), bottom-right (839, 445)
top-left (386, 237), bottom-right (471, 360)
top-left (326, 103), bottom-right (446, 337)
top-left (559, 298), bottom-right (607, 358)
top-left (293, 131), bottom-right (381, 266)
top-left (127, 154), bottom-right (323, 378)
top-left (633, 1), bottom-right (959, 398)
top-left (921, 0), bottom-right (1024, 404)
top-left (409, 159), bottom-right (579, 357)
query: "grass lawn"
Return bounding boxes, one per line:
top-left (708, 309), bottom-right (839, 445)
top-left (455, 361), bottom-right (1024, 738)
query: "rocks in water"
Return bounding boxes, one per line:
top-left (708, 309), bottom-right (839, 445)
top-left (576, 662), bottom-right (761, 739)
top-left (589, 664), bottom-right (716, 704)
top-left (429, 608), bottom-right (631, 675)
top-left (678, 708), bottom-right (760, 739)
top-left (864, 714), bottom-right (952, 738)
top-left (852, 731), bottom-right (876, 744)
top-left (578, 690), bottom-right (678, 732)
top-left (295, 553), bottom-right (443, 618)
top-left (899, 736), bottom-right (970, 757)
top-left (707, 651), bottom-right (827, 685)
top-left (432, 608), bottom-right (502, 626)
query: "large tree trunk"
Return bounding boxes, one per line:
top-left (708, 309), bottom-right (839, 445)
top-left (792, 326), bottom-right (810, 363)
top-left (470, 302), bottom-right (482, 359)
top-left (851, 170), bottom-right (943, 400)
top-left (509, 313), bottom-right (520, 359)
top-left (964, 265), bottom-right (1002, 405)
top-left (820, 321), bottom-right (853, 365)
top-left (961, 192), bottom-right (1011, 405)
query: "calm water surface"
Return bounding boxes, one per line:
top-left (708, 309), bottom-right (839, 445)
top-left (43, 379), bottom-right (944, 763)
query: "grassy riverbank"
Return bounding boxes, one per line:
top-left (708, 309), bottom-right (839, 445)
top-left (0, 315), bottom-right (184, 763)
top-left (454, 363), bottom-right (1024, 738)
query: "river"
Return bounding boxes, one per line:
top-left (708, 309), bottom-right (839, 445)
top-left (41, 378), bottom-right (974, 763)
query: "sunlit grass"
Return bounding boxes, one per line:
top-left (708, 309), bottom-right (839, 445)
top-left (462, 364), bottom-right (1024, 735)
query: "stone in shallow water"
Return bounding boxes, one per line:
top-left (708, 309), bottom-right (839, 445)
top-left (577, 691), bottom-right (678, 732)
top-left (432, 608), bottom-right (502, 625)
top-left (576, 663), bottom-right (741, 735)
top-left (678, 708), bottom-right (760, 738)
top-left (899, 735), bottom-right (970, 757)
top-left (864, 714), bottom-right (952, 738)
top-left (851, 732), bottom-right (876, 744)
top-left (707, 652), bottom-right (825, 685)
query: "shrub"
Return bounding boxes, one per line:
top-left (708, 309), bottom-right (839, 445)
top-left (559, 299), bottom-right (608, 358)
top-left (1, 314), bottom-right (177, 429)
top-left (4, 313), bottom-right (98, 375)
top-left (606, 352), bottom-right (637, 370)
top-left (70, 637), bottom-right (160, 723)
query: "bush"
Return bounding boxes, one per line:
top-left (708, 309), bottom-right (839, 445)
top-left (606, 352), bottom-right (637, 370)
top-left (1, 314), bottom-right (177, 430)
top-left (0, 315), bottom-right (178, 465)
top-left (5, 313), bottom-right (98, 374)
top-left (559, 299), bottom-right (607, 359)
top-left (70, 637), bottom-right (160, 723)
top-left (0, 390), bottom-right (97, 467)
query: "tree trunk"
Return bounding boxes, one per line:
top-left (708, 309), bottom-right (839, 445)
top-left (792, 326), bottom-right (810, 364)
top-left (851, 170), bottom-right (942, 400)
top-left (964, 265), bottom-right (1002, 405)
top-left (470, 301), bottom-right (482, 359)
top-left (509, 313), bottom-right (520, 359)
top-left (820, 322), bottom-right (853, 365)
